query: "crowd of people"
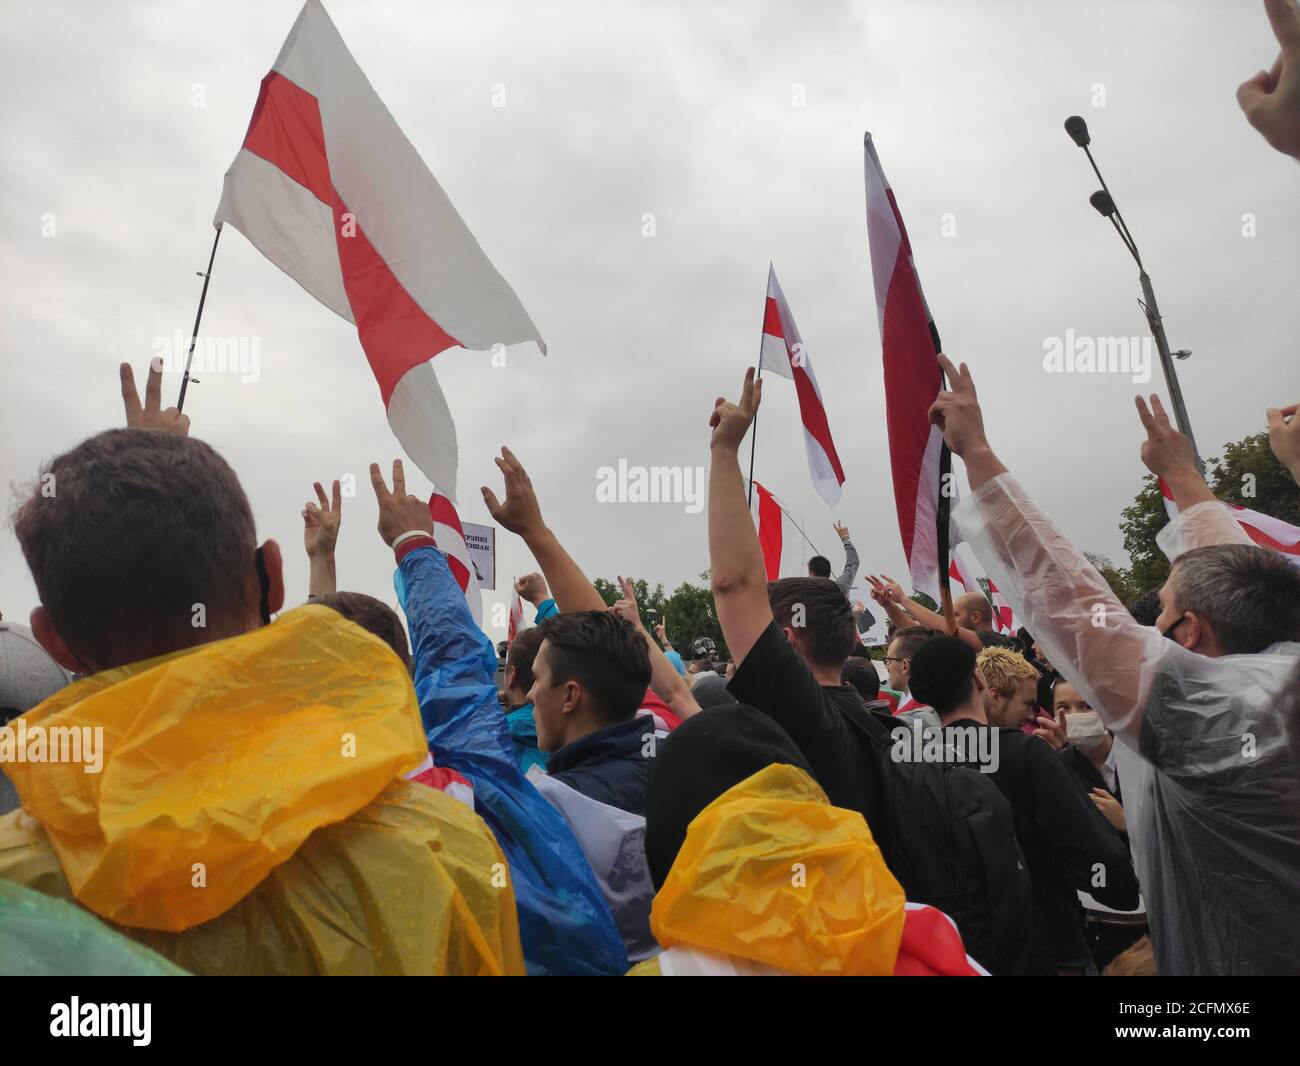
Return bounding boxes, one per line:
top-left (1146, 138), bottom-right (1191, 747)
top-left (2, 0), bottom-right (1298, 978)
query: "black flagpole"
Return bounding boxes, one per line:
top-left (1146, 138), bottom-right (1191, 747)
top-left (746, 265), bottom-right (770, 508)
top-left (177, 224), bottom-right (223, 413)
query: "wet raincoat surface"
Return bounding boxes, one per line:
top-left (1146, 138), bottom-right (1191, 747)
top-left (397, 543), bottom-right (629, 976)
top-left (627, 763), bottom-right (984, 975)
top-left (0, 605), bottom-right (524, 975)
top-left (955, 477), bottom-right (1300, 975)
top-left (0, 877), bottom-right (187, 976)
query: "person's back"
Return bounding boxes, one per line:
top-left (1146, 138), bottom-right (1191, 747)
top-left (0, 605), bottom-right (523, 975)
top-left (910, 637), bottom-right (1139, 973)
top-left (4, 378), bottom-right (524, 974)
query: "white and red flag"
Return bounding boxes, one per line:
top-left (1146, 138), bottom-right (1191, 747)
top-left (429, 492), bottom-right (484, 626)
top-left (864, 133), bottom-right (951, 602)
top-left (948, 542), bottom-right (1017, 634)
top-left (750, 479), bottom-right (786, 580)
top-left (214, 0), bottom-right (544, 499)
top-left (1159, 479), bottom-right (1300, 565)
top-left (758, 265), bottom-right (846, 508)
top-left (507, 584), bottom-right (525, 647)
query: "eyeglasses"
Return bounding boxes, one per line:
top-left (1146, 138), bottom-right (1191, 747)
top-left (882, 656), bottom-right (909, 666)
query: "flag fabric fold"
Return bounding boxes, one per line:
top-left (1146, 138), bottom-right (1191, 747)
top-left (750, 479), bottom-right (785, 580)
top-left (1158, 479), bottom-right (1300, 564)
top-left (507, 585), bottom-right (524, 647)
top-left (949, 542), bottom-right (1016, 633)
top-left (759, 265), bottom-right (846, 508)
top-left (429, 492), bottom-right (484, 626)
top-left (864, 133), bottom-right (950, 603)
top-left (214, 0), bottom-right (545, 500)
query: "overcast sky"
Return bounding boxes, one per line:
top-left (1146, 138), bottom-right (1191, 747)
top-left (2, 0), bottom-right (1297, 639)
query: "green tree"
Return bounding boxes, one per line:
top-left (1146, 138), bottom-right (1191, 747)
top-left (1117, 430), bottom-right (1300, 599)
top-left (595, 571), bottom-right (730, 660)
top-left (1209, 431), bottom-right (1300, 525)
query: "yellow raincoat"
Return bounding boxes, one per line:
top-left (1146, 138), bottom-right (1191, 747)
top-left (0, 605), bottom-right (524, 975)
top-left (629, 764), bottom-right (907, 975)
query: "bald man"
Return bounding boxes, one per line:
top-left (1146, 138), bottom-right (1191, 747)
top-left (954, 592), bottom-right (995, 633)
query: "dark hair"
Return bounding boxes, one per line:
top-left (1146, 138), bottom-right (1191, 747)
top-left (313, 592), bottom-right (411, 673)
top-left (807, 555), bottom-right (832, 578)
top-left (887, 624), bottom-right (935, 662)
top-left (1171, 544), bottom-right (1300, 654)
top-left (537, 610), bottom-right (651, 724)
top-left (908, 636), bottom-right (978, 716)
top-left (12, 429), bottom-right (257, 668)
top-left (1126, 588), bottom-right (1162, 628)
top-left (767, 577), bottom-right (857, 668)
top-left (841, 657), bottom-right (880, 701)
top-left (505, 625), bottom-right (545, 695)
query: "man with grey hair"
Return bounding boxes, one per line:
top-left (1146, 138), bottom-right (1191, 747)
top-left (930, 354), bottom-right (1300, 976)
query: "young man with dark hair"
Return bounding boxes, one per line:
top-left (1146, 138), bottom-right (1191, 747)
top-left (909, 636), bottom-right (1139, 974)
top-left (312, 591), bottom-right (411, 673)
top-left (882, 624), bottom-right (933, 708)
top-left (0, 361), bottom-right (524, 976)
top-left (503, 625), bottom-right (548, 773)
top-left (841, 656), bottom-right (881, 703)
top-left (805, 520), bottom-right (860, 594)
top-left (530, 611), bottom-right (655, 814)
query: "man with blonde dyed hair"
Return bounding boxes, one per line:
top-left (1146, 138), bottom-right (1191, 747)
top-left (977, 646), bottom-right (1039, 729)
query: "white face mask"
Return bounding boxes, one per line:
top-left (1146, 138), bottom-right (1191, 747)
top-left (1065, 710), bottom-right (1107, 751)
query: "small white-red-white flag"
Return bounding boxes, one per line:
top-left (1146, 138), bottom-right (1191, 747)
top-left (429, 492), bottom-right (483, 626)
top-left (749, 479), bottom-right (785, 580)
top-left (507, 584), bottom-right (525, 647)
top-left (948, 542), bottom-right (1016, 634)
top-left (1159, 479), bottom-right (1300, 566)
top-left (215, 1), bottom-right (544, 500)
top-left (759, 265), bottom-right (846, 508)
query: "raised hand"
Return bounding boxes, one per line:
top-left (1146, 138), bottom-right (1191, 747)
top-left (121, 359), bottom-right (190, 436)
top-left (710, 366), bottom-right (762, 452)
top-left (370, 459), bottom-right (433, 546)
top-left (654, 620), bottom-right (669, 643)
top-left (1135, 394), bottom-right (1198, 479)
top-left (834, 521), bottom-right (850, 541)
top-left (609, 575), bottom-right (648, 634)
top-left (927, 354), bottom-right (987, 458)
top-left (1237, 0), bottom-right (1300, 161)
top-left (1032, 711), bottom-right (1068, 752)
top-left (303, 479), bottom-right (342, 558)
top-left (514, 572), bottom-right (549, 605)
top-left (481, 447), bottom-right (546, 538)
top-left (1267, 403), bottom-right (1300, 482)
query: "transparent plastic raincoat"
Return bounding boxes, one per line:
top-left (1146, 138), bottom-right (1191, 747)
top-left (955, 476), bottom-right (1300, 975)
top-left (0, 605), bottom-right (525, 975)
top-left (396, 543), bottom-right (629, 976)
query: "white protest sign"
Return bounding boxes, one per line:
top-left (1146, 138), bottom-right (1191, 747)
top-left (462, 522), bottom-right (496, 590)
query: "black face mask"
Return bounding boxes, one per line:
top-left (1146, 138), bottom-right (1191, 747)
top-left (255, 546), bottom-right (272, 626)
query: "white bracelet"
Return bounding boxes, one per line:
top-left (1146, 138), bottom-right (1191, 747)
top-left (392, 529), bottom-right (432, 551)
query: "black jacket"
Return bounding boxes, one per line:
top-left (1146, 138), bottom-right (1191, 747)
top-left (1059, 742), bottom-right (1122, 803)
top-left (945, 719), bottom-right (1139, 970)
top-left (548, 716), bottom-right (655, 816)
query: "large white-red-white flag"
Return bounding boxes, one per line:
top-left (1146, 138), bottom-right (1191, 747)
top-left (759, 265), bottom-right (846, 508)
top-left (429, 492), bottom-right (484, 626)
top-left (1159, 479), bottom-right (1300, 566)
top-left (215, 0), bottom-right (544, 500)
top-left (864, 133), bottom-right (951, 602)
top-left (948, 542), bottom-right (1017, 634)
